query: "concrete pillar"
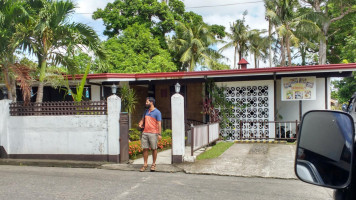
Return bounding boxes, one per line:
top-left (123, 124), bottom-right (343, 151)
top-left (107, 95), bottom-right (121, 162)
top-left (171, 93), bottom-right (185, 163)
top-left (0, 100), bottom-right (11, 157)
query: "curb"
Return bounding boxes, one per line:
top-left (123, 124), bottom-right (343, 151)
top-left (234, 140), bottom-right (287, 144)
top-left (0, 159), bottom-right (185, 173)
top-left (0, 159), bottom-right (107, 168)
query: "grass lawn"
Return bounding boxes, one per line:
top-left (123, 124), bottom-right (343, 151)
top-left (196, 142), bottom-right (234, 160)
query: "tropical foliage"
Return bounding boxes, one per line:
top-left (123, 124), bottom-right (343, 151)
top-left (168, 19), bottom-right (224, 71)
top-left (0, 0), bottom-right (32, 103)
top-left (103, 23), bottom-right (176, 73)
top-left (19, 0), bottom-right (103, 103)
top-left (119, 84), bottom-right (138, 114)
top-left (220, 11), bottom-right (250, 69)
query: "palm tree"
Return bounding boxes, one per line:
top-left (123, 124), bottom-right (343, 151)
top-left (0, 0), bottom-right (32, 102)
top-left (168, 19), bottom-right (222, 71)
top-left (20, 0), bottom-right (104, 103)
top-left (220, 12), bottom-right (250, 69)
top-left (265, 0), bottom-right (297, 66)
top-left (248, 29), bottom-right (269, 68)
top-left (265, 0), bottom-right (321, 66)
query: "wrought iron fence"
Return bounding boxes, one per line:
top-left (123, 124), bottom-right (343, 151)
top-left (238, 120), bottom-right (299, 141)
top-left (9, 101), bottom-right (107, 116)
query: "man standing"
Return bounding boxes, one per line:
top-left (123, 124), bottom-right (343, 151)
top-left (138, 97), bottom-right (162, 172)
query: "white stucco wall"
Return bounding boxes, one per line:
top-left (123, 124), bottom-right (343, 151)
top-left (276, 78), bottom-right (330, 122)
top-left (0, 100), bottom-right (11, 152)
top-left (7, 115), bottom-right (108, 154)
top-left (0, 96), bottom-right (121, 160)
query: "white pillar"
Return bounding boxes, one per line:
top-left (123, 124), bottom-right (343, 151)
top-left (171, 93), bottom-right (185, 163)
top-left (0, 100), bottom-right (12, 156)
top-left (107, 95), bottom-right (121, 162)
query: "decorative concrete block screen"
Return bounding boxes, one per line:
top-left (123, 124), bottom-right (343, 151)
top-left (9, 101), bottom-right (107, 116)
top-left (218, 81), bottom-right (275, 140)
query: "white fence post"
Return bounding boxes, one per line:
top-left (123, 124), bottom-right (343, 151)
top-left (0, 100), bottom-right (11, 156)
top-left (171, 93), bottom-right (185, 163)
top-left (107, 95), bottom-right (121, 162)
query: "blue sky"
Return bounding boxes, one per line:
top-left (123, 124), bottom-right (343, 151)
top-left (71, 0), bottom-right (269, 68)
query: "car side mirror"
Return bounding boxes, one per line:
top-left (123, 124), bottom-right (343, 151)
top-left (295, 110), bottom-right (355, 189)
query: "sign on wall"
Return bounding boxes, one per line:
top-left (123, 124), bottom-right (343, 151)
top-left (281, 77), bottom-right (316, 101)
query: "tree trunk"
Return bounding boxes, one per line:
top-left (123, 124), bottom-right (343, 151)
top-left (301, 46), bottom-right (306, 66)
top-left (319, 22), bottom-right (330, 65)
top-left (2, 66), bottom-right (13, 100)
top-left (238, 50), bottom-right (242, 69)
top-left (254, 54), bottom-right (257, 68)
top-left (36, 59), bottom-right (47, 103)
top-left (268, 20), bottom-right (272, 68)
top-left (280, 38), bottom-right (286, 67)
top-left (10, 77), bottom-right (17, 102)
top-left (286, 36), bottom-right (292, 66)
top-left (189, 58), bottom-right (195, 72)
top-left (234, 46), bottom-right (237, 69)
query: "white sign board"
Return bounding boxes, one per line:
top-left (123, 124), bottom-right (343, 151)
top-left (281, 77), bottom-right (316, 101)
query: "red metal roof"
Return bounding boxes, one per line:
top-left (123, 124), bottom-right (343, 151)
top-left (238, 58), bottom-right (249, 64)
top-left (66, 63), bottom-right (356, 81)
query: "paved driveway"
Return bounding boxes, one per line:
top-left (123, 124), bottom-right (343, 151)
top-left (181, 143), bottom-right (297, 179)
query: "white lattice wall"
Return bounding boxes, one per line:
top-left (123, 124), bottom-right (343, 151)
top-left (217, 80), bottom-right (275, 140)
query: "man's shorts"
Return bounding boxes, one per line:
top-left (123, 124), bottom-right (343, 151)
top-left (141, 132), bottom-right (158, 149)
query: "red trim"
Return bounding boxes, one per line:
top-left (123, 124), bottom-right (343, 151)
top-left (66, 63), bottom-right (356, 80)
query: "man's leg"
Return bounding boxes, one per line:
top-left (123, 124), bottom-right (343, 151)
top-left (143, 148), bottom-right (149, 166)
top-left (140, 133), bottom-right (149, 172)
top-left (152, 149), bottom-right (158, 165)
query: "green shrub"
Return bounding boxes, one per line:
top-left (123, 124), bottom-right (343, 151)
top-left (129, 128), bottom-right (141, 141)
top-left (162, 129), bottom-right (172, 138)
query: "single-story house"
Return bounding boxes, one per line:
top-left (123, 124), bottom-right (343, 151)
top-left (2, 63), bottom-right (356, 141)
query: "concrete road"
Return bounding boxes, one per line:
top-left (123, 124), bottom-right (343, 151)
top-left (0, 165), bottom-right (333, 200)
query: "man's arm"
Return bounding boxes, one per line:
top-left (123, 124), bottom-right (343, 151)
top-left (158, 121), bottom-right (162, 140)
top-left (139, 118), bottom-right (144, 128)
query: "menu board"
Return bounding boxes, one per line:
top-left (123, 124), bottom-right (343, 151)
top-left (281, 77), bottom-right (316, 101)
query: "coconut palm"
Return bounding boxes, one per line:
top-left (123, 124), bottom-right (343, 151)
top-left (248, 29), bottom-right (269, 68)
top-left (265, 0), bottom-right (297, 66)
top-left (265, 0), bottom-right (322, 66)
top-left (169, 19), bottom-right (222, 71)
top-left (220, 12), bottom-right (250, 69)
top-left (20, 0), bottom-right (104, 103)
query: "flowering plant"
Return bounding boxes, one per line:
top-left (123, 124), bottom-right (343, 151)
top-left (129, 136), bottom-right (172, 159)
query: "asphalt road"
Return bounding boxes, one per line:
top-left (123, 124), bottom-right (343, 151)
top-left (0, 165), bottom-right (333, 200)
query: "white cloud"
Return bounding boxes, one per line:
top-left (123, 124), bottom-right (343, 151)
top-left (73, 0), bottom-right (114, 17)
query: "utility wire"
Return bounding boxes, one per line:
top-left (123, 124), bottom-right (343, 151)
top-left (74, 0), bottom-right (265, 14)
top-left (186, 1), bottom-right (264, 8)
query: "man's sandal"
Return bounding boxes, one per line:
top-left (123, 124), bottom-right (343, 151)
top-left (150, 164), bottom-right (156, 172)
top-left (140, 165), bottom-right (148, 172)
